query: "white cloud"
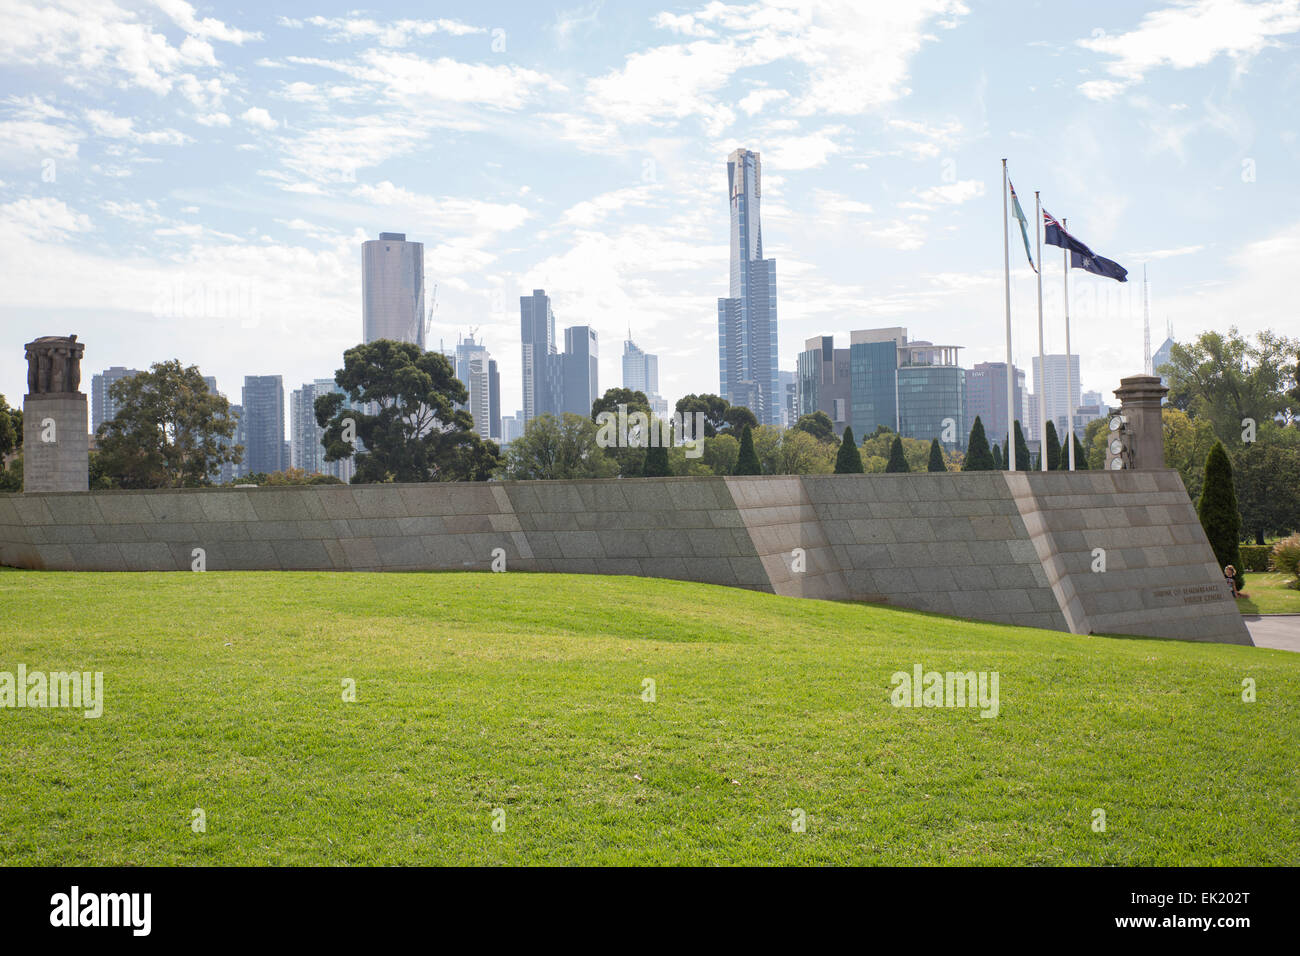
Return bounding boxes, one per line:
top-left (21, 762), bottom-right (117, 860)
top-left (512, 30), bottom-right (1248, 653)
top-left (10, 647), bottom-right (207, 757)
top-left (764, 127), bottom-right (848, 170)
top-left (351, 181), bottom-right (530, 239)
top-left (0, 197), bottom-right (93, 240)
top-left (914, 179), bottom-right (985, 205)
top-left (154, 0), bottom-right (261, 44)
top-left (738, 88), bottom-right (790, 115)
top-left (1078, 0), bottom-right (1300, 98)
top-left (85, 109), bottom-right (190, 145)
top-left (240, 107), bottom-right (278, 130)
top-left (303, 15), bottom-right (484, 46)
top-left (194, 112), bottom-right (231, 127)
top-left (559, 185), bottom-right (659, 227)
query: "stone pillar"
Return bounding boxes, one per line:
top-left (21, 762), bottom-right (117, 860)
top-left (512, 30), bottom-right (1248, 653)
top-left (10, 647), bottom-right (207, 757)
top-left (22, 335), bottom-right (88, 493)
top-left (1113, 374), bottom-right (1168, 470)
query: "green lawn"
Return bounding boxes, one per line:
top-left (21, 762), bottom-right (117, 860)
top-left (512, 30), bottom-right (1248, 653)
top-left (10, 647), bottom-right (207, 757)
top-left (1, 569), bottom-right (1297, 866)
top-left (1237, 572), bottom-right (1300, 615)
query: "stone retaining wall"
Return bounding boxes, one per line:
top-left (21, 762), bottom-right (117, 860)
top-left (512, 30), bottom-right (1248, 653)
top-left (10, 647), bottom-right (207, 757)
top-left (0, 471), bottom-right (1250, 644)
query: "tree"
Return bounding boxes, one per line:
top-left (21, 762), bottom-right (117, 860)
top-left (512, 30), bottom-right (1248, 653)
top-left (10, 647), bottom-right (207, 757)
top-left (963, 416), bottom-right (996, 471)
top-left (701, 434), bottom-right (739, 476)
top-left (591, 387), bottom-right (650, 421)
top-left (734, 424), bottom-right (762, 475)
top-left (674, 393), bottom-right (730, 438)
top-left (834, 425), bottom-right (864, 474)
top-left (1161, 406), bottom-right (1224, 502)
top-left (1043, 420), bottom-right (1061, 470)
top-left (1070, 433), bottom-right (1089, 470)
top-left (991, 442), bottom-right (1003, 470)
top-left (1229, 424), bottom-right (1300, 544)
top-left (793, 411), bottom-right (836, 443)
top-left (642, 443), bottom-right (671, 477)
top-left (885, 435), bottom-right (910, 473)
top-left (927, 438), bottom-right (946, 472)
top-left (1011, 420), bottom-right (1031, 472)
top-left (591, 386), bottom-right (652, 478)
top-left (1165, 328), bottom-right (1299, 439)
top-left (722, 404), bottom-right (759, 436)
top-left (500, 413), bottom-right (619, 480)
top-left (1198, 442), bottom-right (1244, 590)
top-left (859, 428), bottom-right (930, 472)
top-left (316, 340), bottom-right (499, 483)
top-left (96, 360), bottom-right (239, 488)
top-left (0, 394), bottom-right (20, 459)
top-left (752, 426), bottom-right (836, 475)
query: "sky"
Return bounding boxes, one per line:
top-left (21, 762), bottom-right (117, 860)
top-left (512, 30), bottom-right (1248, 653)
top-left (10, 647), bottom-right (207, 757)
top-left (2, 0), bottom-right (1299, 426)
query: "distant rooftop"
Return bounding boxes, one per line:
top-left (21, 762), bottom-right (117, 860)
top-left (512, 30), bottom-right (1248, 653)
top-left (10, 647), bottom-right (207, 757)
top-left (378, 232), bottom-right (406, 241)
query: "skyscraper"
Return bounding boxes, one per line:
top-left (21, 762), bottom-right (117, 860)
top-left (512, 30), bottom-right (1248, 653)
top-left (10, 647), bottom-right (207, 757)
top-left (1031, 354), bottom-right (1082, 442)
top-left (488, 359), bottom-right (501, 440)
top-left (623, 334), bottom-right (666, 416)
top-left (90, 366), bottom-right (142, 433)
top-left (290, 379), bottom-right (356, 482)
top-left (520, 289), bottom-right (558, 424)
top-left (966, 362), bottom-right (1024, 449)
top-left (455, 334), bottom-right (495, 441)
top-left (796, 336), bottom-right (851, 436)
top-left (717, 148), bottom-right (779, 425)
top-left (849, 327), bottom-right (907, 436)
top-left (562, 325), bottom-right (599, 418)
top-left (896, 341), bottom-right (965, 450)
top-left (241, 375), bottom-right (285, 475)
top-left (362, 232), bottom-right (425, 348)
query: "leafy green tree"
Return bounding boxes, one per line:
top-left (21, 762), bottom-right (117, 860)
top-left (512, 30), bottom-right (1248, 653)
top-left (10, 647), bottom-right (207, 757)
top-left (1229, 424), bottom-right (1300, 544)
top-left (642, 443), bottom-right (671, 477)
top-left (316, 339), bottom-right (499, 483)
top-left (0, 394), bottom-right (20, 459)
top-left (722, 404), bottom-right (758, 436)
top-left (1161, 406), bottom-right (1224, 502)
top-left (96, 360), bottom-right (239, 488)
top-left (0, 455), bottom-right (20, 492)
top-left (834, 425), bottom-right (864, 474)
top-left (1165, 328), bottom-right (1299, 440)
top-left (734, 424), bottom-right (762, 475)
top-left (752, 426), bottom-right (835, 475)
top-left (1044, 420), bottom-right (1061, 470)
top-left (701, 434), bottom-right (739, 476)
top-left (793, 411), bottom-right (836, 443)
top-left (674, 393), bottom-right (730, 438)
top-left (927, 438), bottom-right (946, 472)
top-left (963, 415), bottom-right (996, 471)
top-left (1198, 442), bottom-right (1244, 590)
top-left (500, 413), bottom-right (619, 480)
top-left (591, 387), bottom-right (650, 420)
top-left (591, 386), bottom-right (652, 477)
top-left (885, 435), bottom-right (910, 473)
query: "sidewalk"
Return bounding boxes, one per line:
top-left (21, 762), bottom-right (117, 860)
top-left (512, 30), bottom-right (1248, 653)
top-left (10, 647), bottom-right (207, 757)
top-left (1243, 614), bottom-right (1300, 652)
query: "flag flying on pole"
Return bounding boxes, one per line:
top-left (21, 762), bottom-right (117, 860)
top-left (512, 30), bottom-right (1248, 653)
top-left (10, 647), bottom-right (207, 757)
top-left (1008, 179), bottom-right (1036, 272)
top-left (1043, 210), bottom-right (1128, 282)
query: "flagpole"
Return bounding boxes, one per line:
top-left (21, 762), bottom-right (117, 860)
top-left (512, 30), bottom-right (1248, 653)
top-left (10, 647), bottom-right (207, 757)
top-left (1002, 159), bottom-right (1015, 471)
top-left (1064, 217), bottom-right (1075, 470)
top-left (1035, 191), bottom-right (1046, 471)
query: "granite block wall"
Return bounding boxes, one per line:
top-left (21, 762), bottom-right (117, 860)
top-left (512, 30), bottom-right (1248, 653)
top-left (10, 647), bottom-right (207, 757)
top-left (0, 471), bottom-right (1251, 645)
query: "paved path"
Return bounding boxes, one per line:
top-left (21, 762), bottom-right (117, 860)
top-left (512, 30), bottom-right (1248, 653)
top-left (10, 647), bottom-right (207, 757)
top-left (1243, 614), bottom-right (1300, 652)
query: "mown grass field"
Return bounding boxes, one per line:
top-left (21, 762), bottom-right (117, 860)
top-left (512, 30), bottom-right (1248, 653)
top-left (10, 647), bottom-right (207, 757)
top-left (1237, 572), bottom-right (1300, 615)
top-left (1, 568), bottom-right (1296, 866)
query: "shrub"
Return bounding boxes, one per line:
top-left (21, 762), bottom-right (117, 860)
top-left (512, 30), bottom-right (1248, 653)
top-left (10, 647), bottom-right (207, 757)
top-left (1238, 544), bottom-right (1274, 573)
top-left (1198, 442), bottom-right (1243, 590)
top-left (834, 426), bottom-right (864, 474)
top-left (1272, 534), bottom-right (1300, 581)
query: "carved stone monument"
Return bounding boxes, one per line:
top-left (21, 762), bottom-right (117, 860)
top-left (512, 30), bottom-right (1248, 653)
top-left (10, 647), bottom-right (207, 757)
top-left (1113, 374), bottom-right (1169, 470)
top-left (23, 335), bottom-right (88, 493)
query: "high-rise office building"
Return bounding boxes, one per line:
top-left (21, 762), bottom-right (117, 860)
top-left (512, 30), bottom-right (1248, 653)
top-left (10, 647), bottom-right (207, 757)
top-left (848, 327), bottom-right (907, 436)
top-left (241, 375), bottom-right (285, 476)
top-left (717, 148), bottom-right (779, 425)
top-left (90, 366), bottom-right (142, 433)
top-left (520, 289), bottom-right (558, 424)
top-left (500, 410), bottom-right (525, 446)
top-left (455, 335), bottom-right (496, 441)
top-left (796, 336), bottom-right (851, 436)
top-left (1031, 354), bottom-right (1082, 443)
top-left (562, 325), bottom-right (599, 418)
top-left (896, 341), bottom-right (965, 449)
top-left (488, 359), bottom-right (501, 440)
top-left (220, 404), bottom-right (245, 484)
top-left (623, 335), bottom-right (667, 416)
top-left (290, 379), bottom-right (356, 482)
top-left (362, 232), bottom-right (425, 348)
top-left (1152, 335), bottom-right (1175, 393)
top-left (778, 370), bottom-right (797, 427)
top-left (965, 362), bottom-right (1024, 449)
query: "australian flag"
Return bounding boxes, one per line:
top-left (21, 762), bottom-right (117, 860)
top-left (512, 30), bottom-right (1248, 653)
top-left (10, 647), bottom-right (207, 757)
top-left (1042, 210), bottom-right (1128, 282)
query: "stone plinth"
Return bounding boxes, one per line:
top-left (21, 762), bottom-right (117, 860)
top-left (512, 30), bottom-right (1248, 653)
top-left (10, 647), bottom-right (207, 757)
top-left (22, 393), bottom-right (89, 493)
top-left (1114, 375), bottom-right (1169, 470)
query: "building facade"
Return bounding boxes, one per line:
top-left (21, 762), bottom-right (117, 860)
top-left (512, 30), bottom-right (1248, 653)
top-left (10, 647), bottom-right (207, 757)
top-left (965, 361), bottom-right (1024, 450)
top-left (520, 289), bottom-right (558, 424)
top-left (848, 327), bottom-right (907, 437)
top-left (717, 148), bottom-right (779, 426)
top-left (362, 232), bottom-right (425, 348)
top-left (241, 375), bottom-right (285, 476)
top-left (562, 325), bottom-right (599, 418)
top-left (1032, 353), bottom-right (1082, 443)
top-left (90, 366), bottom-right (142, 433)
top-left (796, 336), bottom-right (852, 436)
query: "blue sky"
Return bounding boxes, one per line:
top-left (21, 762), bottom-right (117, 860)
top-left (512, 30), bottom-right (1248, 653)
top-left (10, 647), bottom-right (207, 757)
top-left (2, 0), bottom-right (1298, 421)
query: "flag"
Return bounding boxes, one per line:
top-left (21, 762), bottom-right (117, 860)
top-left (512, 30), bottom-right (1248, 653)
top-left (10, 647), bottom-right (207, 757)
top-left (1043, 210), bottom-right (1128, 282)
top-left (1008, 179), bottom-right (1036, 272)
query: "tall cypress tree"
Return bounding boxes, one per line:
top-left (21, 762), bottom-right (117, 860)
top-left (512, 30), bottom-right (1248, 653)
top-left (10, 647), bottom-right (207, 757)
top-left (1013, 420), bottom-right (1031, 471)
top-left (834, 425), bottom-right (864, 474)
top-left (927, 437), bottom-right (946, 472)
top-left (963, 415), bottom-right (995, 471)
top-left (1071, 433), bottom-right (1089, 470)
top-left (734, 424), bottom-right (762, 475)
top-left (1044, 420), bottom-right (1061, 470)
top-left (991, 442), bottom-right (1003, 470)
top-left (885, 435), bottom-right (910, 473)
top-left (1198, 441), bottom-right (1244, 590)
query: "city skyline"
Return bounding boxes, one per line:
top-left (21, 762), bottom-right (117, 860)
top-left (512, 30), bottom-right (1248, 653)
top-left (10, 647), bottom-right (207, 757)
top-left (3, 1), bottom-right (1297, 421)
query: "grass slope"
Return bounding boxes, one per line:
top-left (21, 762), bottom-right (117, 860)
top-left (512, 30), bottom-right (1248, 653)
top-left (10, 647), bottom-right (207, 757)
top-left (1, 569), bottom-right (1297, 866)
top-left (1237, 572), bottom-right (1300, 615)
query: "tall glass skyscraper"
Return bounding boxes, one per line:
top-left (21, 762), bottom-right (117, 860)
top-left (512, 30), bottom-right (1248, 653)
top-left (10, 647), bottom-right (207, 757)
top-left (520, 289), bottom-right (558, 425)
top-left (241, 375), bottom-right (285, 476)
top-left (362, 232), bottom-right (425, 348)
top-left (717, 148), bottom-right (779, 425)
